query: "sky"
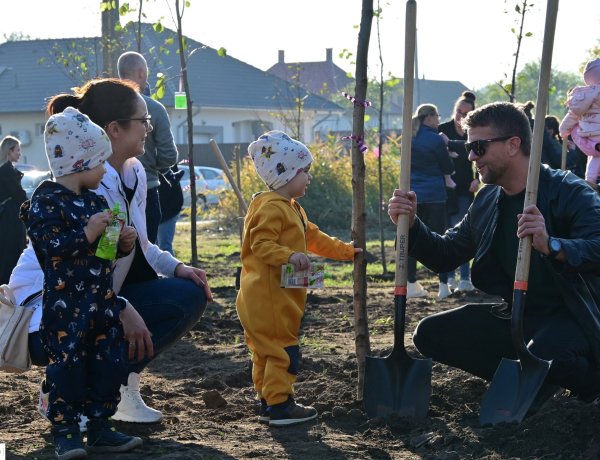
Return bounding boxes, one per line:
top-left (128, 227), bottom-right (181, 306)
top-left (1, 0), bottom-right (598, 90)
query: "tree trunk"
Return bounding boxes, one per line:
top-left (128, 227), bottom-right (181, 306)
top-left (175, 0), bottom-right (198, 266)
top-left (510, 0), bottom-right (529, 102)
top-left (101, 0), bottom-right (121, 77)
top-left (352, 0), bottom-right (373, 401)
top-left (376, 0), bottom-right (387, 275)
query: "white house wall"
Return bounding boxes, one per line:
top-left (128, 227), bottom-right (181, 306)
top-left (1, 107), bottom-right (347, 170)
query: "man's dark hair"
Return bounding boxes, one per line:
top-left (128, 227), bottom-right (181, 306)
top-left (462, 102), bottom-right (532, 156)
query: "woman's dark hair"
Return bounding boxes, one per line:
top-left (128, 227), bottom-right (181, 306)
top-left (46, 78), bottom-right (140, 129)
top-left (518, 100), bottom-right (536, 119)
top-left (454, 90), bottom-right (476, 112)
top-left (544, 115), bottom-right (561, 141)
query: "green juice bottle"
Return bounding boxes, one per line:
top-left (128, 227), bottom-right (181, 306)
top-left (95, 202), bottom-right (124, 260)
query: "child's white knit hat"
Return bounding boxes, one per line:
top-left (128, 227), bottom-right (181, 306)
top-left (44, 106), bottom-right (112, 178)
top-left (248, 130), bottom-right (313, 191)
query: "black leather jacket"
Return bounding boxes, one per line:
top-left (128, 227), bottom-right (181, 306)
top-left (408, 165), bottom-right (600, 364)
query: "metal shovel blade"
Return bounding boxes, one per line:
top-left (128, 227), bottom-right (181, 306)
top-left (479, 354), bottom-right (551, 425)
top-left (363, 295), bottom-right (432, 418)
top-left (363, 349), bottom-right (432, 418)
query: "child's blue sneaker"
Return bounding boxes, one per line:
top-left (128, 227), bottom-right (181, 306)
top-left (268, 396), bottom-right (318, 426)
top-left (51, 422), bottom-right (87, 460)
top-left (85, 418), bottom-right (142, 453)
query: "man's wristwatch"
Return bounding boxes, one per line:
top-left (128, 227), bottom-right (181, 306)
top-left (547, 237), bottom-right (562, 259)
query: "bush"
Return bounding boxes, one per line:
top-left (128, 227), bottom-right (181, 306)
top-left (214, 136), bottom-right (401, 234)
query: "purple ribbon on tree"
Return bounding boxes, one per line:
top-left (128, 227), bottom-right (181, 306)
top-left (342, 135), bottom-right (368, 153)
top-left (342, 92), bottom-right (372, 108)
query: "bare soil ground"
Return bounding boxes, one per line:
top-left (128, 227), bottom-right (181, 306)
top-left (2, 252), bottom-right (600, 459)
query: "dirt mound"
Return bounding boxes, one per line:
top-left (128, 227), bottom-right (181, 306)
top-left (2, 272), bottom-right (599, 459)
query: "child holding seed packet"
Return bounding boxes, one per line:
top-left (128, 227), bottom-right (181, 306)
top-left (236, 130), bottom-right (362, 426)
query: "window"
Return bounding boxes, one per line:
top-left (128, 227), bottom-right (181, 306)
top-left (35, 123), bottom-right (45, 136)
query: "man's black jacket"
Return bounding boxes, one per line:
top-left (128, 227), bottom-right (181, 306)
top-left (408, 165), bottom-right (600, 365)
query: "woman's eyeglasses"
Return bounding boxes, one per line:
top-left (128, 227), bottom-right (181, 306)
top-left (465, 135), bottom-right (514, 157)
top-left (116, 116), bottom-right (152, 129)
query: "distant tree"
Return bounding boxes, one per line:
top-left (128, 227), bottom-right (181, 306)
top-left (3, 32), bottom-right (31, 42)
top-left (478, 61), bottom-right (580, 116)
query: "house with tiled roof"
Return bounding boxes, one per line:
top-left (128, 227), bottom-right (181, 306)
top-left (0, 24), bottom-right (346, 168)
top-left (267, 48), bottom-right (471, 133)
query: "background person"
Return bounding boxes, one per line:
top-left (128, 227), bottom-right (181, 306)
top-left (9, 78), bottom-right (211, 428)
top-left (117, 51), bottom-right (179, 243)
top-left (406, 104), bottom-right (455, 300)
top-left (559, 58), bottom-right (600, 189)
top-left (438, 91), bottom-right (479, 293)
top-left (0, 135), bottom-right (27, 284)
top-left (388, 101), bottom-right (600, 408)
top-left (157, 164), bottom-right (184, 256)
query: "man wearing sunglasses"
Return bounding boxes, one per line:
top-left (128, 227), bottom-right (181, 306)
top-left (388, 101), bottom-right (600, 409)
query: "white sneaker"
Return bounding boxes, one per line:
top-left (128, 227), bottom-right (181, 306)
top-left (112, 372), bottom-right (163, 423)
top-left (447, 277), bottom-right (457, 291)
top-left (456, 279), bottom-right (475, 292)
top-left (438, 282), bottom-right (452, 299)
top-left (407, 281), bottom-right (428, 299)
top-left (38, 380), bottom-right (88, 432)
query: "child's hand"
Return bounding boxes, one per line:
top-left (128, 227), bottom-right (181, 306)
top-left (84, 211), bottom-right (111, 243)
top-left (289, 252), bottom-right (310, 271)
top-left (119, 225), bottom-right (137, 253)
top-left (350, 241), bottom-right (364, 257)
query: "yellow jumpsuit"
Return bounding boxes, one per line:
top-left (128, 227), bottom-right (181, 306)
top-left (236, 192), bottom-right (355, 406)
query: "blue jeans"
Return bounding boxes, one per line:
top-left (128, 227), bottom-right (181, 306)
top-left (157, 214), bottom-right (179, 256)
top-left (146, 187), bottom-right (162, 244)
top-left (446, 194), bottom-right (473, 281)
top-left (29, 277), bottom-right (207, 384)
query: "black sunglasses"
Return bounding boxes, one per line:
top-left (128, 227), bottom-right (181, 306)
top-left (465, 135), bottom-right (514, 157)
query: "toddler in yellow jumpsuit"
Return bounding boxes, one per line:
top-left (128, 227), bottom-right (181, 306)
top-left (237, 131), bottom-right (361, 426)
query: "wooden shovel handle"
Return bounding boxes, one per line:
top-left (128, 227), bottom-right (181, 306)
top-left (515, 0), bottom-right (559, 285)
top-left (395, 0), bottom-right (417, 290)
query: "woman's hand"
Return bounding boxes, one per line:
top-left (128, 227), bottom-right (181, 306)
top-left (175, 263), bottom-right (213, 301)
top-left (121, 302), bottom-right (154, 362)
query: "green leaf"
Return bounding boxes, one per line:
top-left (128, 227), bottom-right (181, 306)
top-left (185, 0), bottom-right (191, 6)
top-left (153, 22), bottom-right (164, 33)
top-left (165, 37), bottom-right (174, 45)
top-left (525, 32), bottom-right (533, 37)
top-left (217, 47), bottom-right (227, 57)
top-left (156, 84), bottom-right (165, 99)
top-left (114, 23), bottom-right (122, 32)
top-left (515, 4), bottom-right (521, 13)
top-left (364, 114), bottom-right (371, 123)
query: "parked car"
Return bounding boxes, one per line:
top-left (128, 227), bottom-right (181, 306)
top-left (21, 169), bottom-right (52, 198)
top-left (179, 165), bottom-right (210, 208)
top-left (14, 163), bottom-right (40, 173)
top-left (178, 163), bottom-right (230, 206)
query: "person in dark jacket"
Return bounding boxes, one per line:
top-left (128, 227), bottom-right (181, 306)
top-left (406, 104), bottom-right (455, 300)
top-left (388, 101), bottom-right (600, 406)
top-left (0, 135), bottom-right (27, 284)
top-left (157, 165), bottom-right (184, 255)
top-left (438, 91), bottom-right (479, 293)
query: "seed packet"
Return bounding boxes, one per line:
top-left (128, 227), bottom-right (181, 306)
top-left (280, 263), bottom-right (325, 288)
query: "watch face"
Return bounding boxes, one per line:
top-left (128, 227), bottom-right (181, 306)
top-left (550, 238), bottom-right (561, 252)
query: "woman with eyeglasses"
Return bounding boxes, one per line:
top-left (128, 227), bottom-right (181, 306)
top-left (406, 103), bottom-right (455, 300)
top-left (438, 91), bottom-right (479, 294)
top-left (9, 78), bottom-right (212, 431)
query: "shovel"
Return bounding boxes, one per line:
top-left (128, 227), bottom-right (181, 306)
top-left (363, 0), bottom-right (432, 419)
top-left (479, 0), bottom-right (559, 426)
